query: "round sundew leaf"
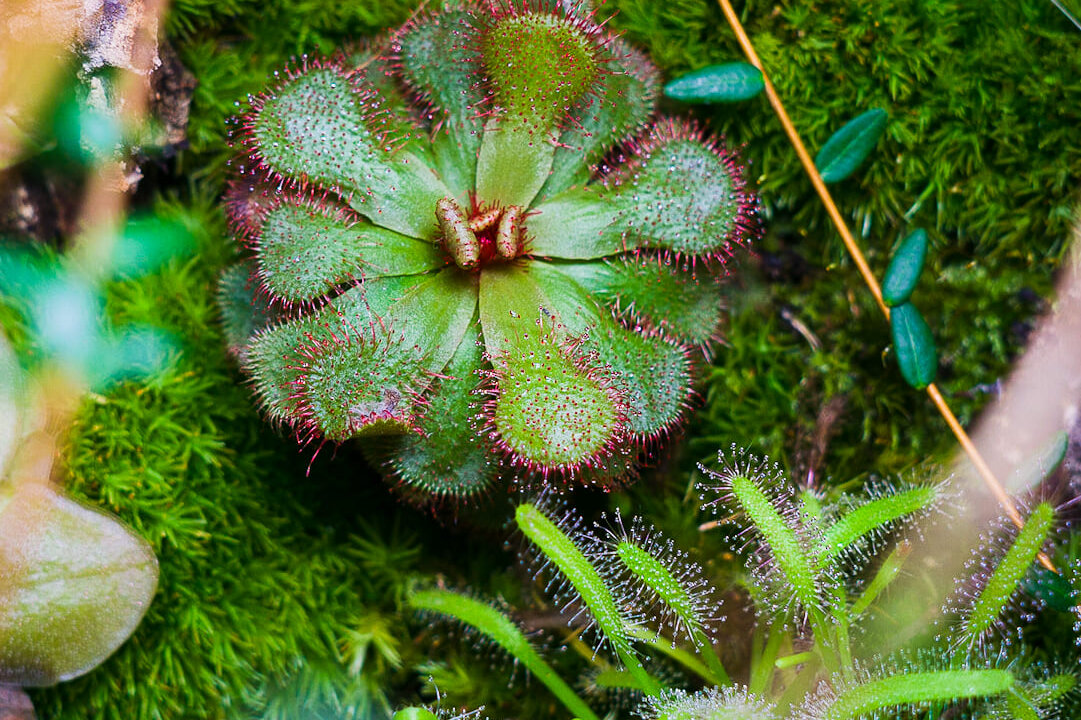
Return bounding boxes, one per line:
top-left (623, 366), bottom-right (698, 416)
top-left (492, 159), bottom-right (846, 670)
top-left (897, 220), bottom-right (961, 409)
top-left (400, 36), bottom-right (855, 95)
top-left (242, 274), bottom-right (431, 424)
top-left (540, 36), bottom-right (660, 200)
top-left (527, 186), bottom-right (625, 260)
top-left (576, 315), bottom-right (693, 438)
top-left (558, 255), bottom-right (724, 347)
top-left (247, 64), bottom-right (449, 239)
top-left (254, 199), bottom-right (445, 304)
top-left (0, 482), bottom-right (158, 686)
top-left (479, 9), bottom-right (600, 134)
top-left (394, 6), bottom-right (485, 200)
top-left (881, 228), bottom-right (928, 307)
top-left (369, 321), bottom-right (499, 499)
top-left (289, 324), bottom-right (427, 441)
top-left (478, 261), bottom-right (601, 358)
top-left (814, 108), bottom-right (889, 184)
top-left (663, 62), bottom-right (765, 104)
top-left (487, 318), bottom-right (624, 474)
top-left (287, 268), bottom-right (479, 442)
top-left (890, 302), bottom-right (937, 390)
top-left (606, 122), bottom-right (750, 258)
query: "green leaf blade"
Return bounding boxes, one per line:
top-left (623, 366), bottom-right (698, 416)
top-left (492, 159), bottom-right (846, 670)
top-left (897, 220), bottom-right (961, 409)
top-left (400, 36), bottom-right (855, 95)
top-left (663, 62), bottom-right (764, 103)
top-left (814, 108), bottom-right (888, 184)
top-left (890, 302), bottom-right (937, 390)
top-left (881, 229), bottom-right (928, 307)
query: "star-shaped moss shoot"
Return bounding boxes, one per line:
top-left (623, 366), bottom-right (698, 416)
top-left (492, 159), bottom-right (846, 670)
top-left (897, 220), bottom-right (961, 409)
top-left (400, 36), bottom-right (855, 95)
top-left (218, 0), bottom-right (757, 501)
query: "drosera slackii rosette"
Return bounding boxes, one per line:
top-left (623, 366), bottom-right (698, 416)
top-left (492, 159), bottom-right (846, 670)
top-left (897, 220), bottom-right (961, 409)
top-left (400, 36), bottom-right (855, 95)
top-left (218, 0), bottom-right (758, 501)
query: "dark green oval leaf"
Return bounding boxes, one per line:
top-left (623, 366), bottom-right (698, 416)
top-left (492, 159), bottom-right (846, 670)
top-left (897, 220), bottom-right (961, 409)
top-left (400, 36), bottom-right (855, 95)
top-left (664, 62), bottom-right (764, 103)
top-left (1021, 565), bottom-right (1075, 613)
top-left (890, 302), bottom-right (937, 389)
top-left (814, 108), bottom-right (888, 184)
top-left (882, 228), bottom-right (928, 307)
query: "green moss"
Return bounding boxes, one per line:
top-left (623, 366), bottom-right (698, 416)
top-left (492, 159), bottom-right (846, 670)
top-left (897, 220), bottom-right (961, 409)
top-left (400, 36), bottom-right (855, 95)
top-left (20, 0), bottom-right (1081, 716)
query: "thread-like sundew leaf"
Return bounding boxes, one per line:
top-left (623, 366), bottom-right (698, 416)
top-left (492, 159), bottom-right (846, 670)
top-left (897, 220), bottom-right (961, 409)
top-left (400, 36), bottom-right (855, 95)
top-left (408, 588), bottom-right (601, 720)
top-left (822, 670), bottom-right (1014, 720)
top-left (964, 502), bottom-right (1056, 640)
top-left (617, 541), bottom-right (730, 684)
top-left (814, 108), bottom-right (888, 184)
top-left (881, 229), bottom-right (928, 307)
top-left (890, 302), bottom-right (937, 390)
top-left (663, 62), bottom-right (764, 103)
top-left (851, 541), bottom-right (911, 616)
top-left (515, 503), bottom-right (662, 696)
top-left (728, 473), bottom-right (819, 611)
top-left (0, 483), bottom-right (159, 686)
top-left (818, 485), bottom-right (939, 562)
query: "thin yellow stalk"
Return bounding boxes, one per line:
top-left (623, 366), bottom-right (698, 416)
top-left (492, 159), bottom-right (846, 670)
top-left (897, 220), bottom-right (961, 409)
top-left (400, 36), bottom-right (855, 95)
top-left (713, 0), bottom-right (1053, 572)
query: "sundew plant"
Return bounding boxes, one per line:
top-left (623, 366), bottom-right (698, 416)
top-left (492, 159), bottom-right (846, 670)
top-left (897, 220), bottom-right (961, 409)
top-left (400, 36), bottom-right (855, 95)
top-left (406, 448), bottom-right (1081, 719)
top-left (218, 0), bottom-right (756, 500)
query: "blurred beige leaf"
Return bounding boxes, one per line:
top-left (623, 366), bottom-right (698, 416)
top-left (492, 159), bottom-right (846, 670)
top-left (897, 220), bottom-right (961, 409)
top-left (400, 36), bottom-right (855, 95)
top-left (0, 482), bottom-right (158, 686)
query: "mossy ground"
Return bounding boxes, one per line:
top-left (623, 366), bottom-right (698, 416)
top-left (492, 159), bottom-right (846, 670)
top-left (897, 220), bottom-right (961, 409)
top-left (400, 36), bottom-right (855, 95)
top-left (14, 0), bottom-right (1081, 717)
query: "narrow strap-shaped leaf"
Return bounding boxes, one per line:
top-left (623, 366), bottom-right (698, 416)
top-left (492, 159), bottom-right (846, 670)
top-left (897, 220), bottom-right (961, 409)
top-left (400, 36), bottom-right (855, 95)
top-left (728, 473), bottom-right (819, 611)
top-left (664, 62), bottom-right (764, 103)
top-left (409, 588), bottom-right (601, 720)
top-left (515, 502), bottom-right (662, 697)
top-left (963, 502), bottom-right (1056, 641)
top-left (818, 485), bottom-right (940, 563)
top-left (822, 670), bottom-right (1013, 720)
top-left (616, 541), bottom-right (730, 684)
top-left (890, 302), bottom-right (937, 389)
top-left (814, 108), bottom-right (888, 184)
top-left (851, 541), bottom-right (911, 616)
top-left (475, 118), bottom-right (556, 209)
top-left (881, 229), bottom-right (928, 307)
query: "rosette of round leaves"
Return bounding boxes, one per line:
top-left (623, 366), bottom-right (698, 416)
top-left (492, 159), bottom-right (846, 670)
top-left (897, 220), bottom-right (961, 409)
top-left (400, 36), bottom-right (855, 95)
top-left (219, 0), bottom-right (756, 499)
